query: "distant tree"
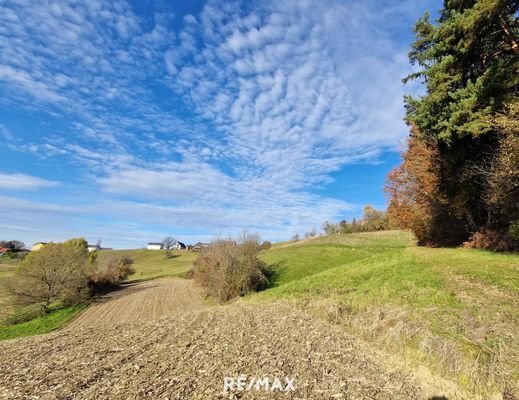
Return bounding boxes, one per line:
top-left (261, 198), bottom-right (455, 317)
top-left (162, 236), bottom-right (177, 258)
top-left (291, 233), bottom-right (300, 242)
top-left (9, 242), bottom-right (92, 314)
top-left (260, 241), bottom-right (272, 250)
top-left (162, 236), bottom-right (176, 250)
top-left (339, 220), bottom-right (352, 234)
top-left (0, 240), bottom-right (26, 250)
top-left (361, 205), bottom-right (389, 231)
top-left (322, 221), bottom-right (340, 235)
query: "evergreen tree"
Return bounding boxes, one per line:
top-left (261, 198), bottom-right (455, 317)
top-left (389, 0), bottom-right (519, 248)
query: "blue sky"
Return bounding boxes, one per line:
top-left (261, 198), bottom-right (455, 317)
top-left (0, 0), bottom-right (440, 248)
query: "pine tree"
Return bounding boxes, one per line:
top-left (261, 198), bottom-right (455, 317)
top-left (389, 0), bottom-right (519, 248)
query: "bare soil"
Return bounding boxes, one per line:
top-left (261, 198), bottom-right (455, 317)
top-left (69, 279), bottom-right (206, 329)
top-left (0, 279), bottom-right (458, 399)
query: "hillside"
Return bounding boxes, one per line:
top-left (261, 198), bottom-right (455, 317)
top-left (0, 249), bottom-right (196, 340)
top-left (0, 263), bottom-right (16, 321)
top-left (96, 248), bottom-right (196, 281)
top-left (1, 232), bottom-right (518, 397)
top-left (252, 231), bottom-right (519, 396)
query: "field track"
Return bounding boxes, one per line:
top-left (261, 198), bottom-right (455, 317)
top-left (69, 278), bottom-right (206, 328)
top-left (0, 279), bottom-right (463, 399)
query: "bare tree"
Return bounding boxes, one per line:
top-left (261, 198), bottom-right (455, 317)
top-left (162, 236), bottom-right (177, 259)
top-left (162, 236), bottom-right (176, 250)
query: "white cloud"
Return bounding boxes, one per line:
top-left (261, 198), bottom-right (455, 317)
top-left (0, 0), bottom-right (440, 245)
top-left (162, 0), bottom-right (422, 194)
top-left (98, 162), bottom-right (236, 202)
top-left (0, 0), bottom-right (183, 168)
top-left (0, 173), bottom-right (60, 190)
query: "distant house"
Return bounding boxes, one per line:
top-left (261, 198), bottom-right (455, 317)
top-left (0, 247), bottom-right (10, 255)
top-left (31, 242), bottom-right (47, 251)
top-left (87, 244), bottom-right (101, 252)
top-left (192, 242), bottom-right (210, 251)
top-left (174, 241), bottom-right (187, 250)
top-left (147, 242), bottom-right (163, 250)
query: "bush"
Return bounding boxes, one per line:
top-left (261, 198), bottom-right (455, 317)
top-left (88, 257), bottom-right (135, 293)
top-left (8, 240), bottom-right (93, 314)
top-left (509, 220), bottom-right (519, 241)
top-left (260, 241), bottom-right (272, 250)
top-left (193, 233), bottom-right (271, 302)
top-left (463, 230), bottom-right (517, 252)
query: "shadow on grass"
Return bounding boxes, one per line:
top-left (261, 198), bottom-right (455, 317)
top-left (264, 260), bottom-right (288, 289)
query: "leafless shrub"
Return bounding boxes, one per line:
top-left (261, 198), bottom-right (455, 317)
top-left (193, 232), bottom-right (271, 302)
top-left (89, 256), bottom-right (135, 293)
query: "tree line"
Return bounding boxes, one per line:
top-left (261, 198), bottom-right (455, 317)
top-left (322, 205), bottom-right (389, 235)
top-left (386, 0), bottom-right (518, 251)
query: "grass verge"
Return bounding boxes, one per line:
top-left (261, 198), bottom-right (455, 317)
top-left (0, 305), bottom-right (86, 341)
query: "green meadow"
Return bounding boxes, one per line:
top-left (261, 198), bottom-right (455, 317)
top-left (250, 231), bottom-right (519, 393)
top-left (95, 248), bottom-right (196, 281)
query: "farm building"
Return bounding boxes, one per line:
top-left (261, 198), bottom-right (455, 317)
top-left (0, 247), bottom-right (10, 255)
top-left (147, 242), bottom-right (163, 250)
top-left (87, 244), bottom-right (101, 252)
top-left (31, 242), bottom-right (47, 251)
top-left (193, 242), bottom-right (211, 251)
top-left (174, 241), bottom-right (187, 250)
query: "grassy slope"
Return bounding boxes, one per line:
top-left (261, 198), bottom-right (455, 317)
top-left (0, 250), bottom-right (195, 340)
top-left (0, 305), bottom-right (86, 341)
top-left (0, 263), bottom-right (16, 320)
top-left (96, 249), bottom-right (196, 281)
top-left (251, 231), bottom-right (519, 395)
top-left (1, 261), bottom-right (88, 340)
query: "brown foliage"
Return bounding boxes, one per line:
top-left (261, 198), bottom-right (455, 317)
top-left (89, 256), bottom-right (135, 293)
top-left (463, 230), bottom-right (516, 252)
top-left (193, 233), bottom-right (270, 302)
top-left (385, 128), bottom-right (443, 245)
